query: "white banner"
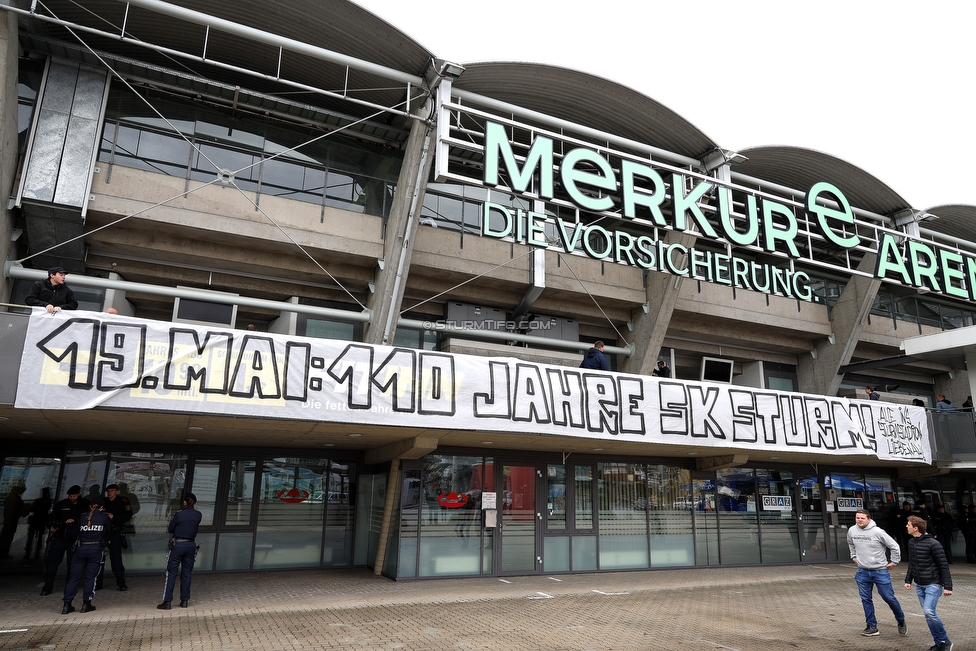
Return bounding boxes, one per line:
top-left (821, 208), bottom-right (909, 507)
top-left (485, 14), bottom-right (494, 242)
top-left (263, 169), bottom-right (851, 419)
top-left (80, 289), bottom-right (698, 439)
top-left (15, 310), bottom-right (931, 464)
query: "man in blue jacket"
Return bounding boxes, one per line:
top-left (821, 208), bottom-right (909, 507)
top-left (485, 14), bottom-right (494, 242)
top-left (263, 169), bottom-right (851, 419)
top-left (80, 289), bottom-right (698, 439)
top-left (579, 341), bottom-right (609, 371)
top-left (904, 515), bottom-right (953, 651)
top-left (158, 492), bottom-right (203, 610)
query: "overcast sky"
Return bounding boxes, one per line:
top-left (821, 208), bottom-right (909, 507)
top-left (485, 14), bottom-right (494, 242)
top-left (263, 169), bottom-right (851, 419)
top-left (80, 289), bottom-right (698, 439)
top-left (354, 0), bottom-right (975, 212)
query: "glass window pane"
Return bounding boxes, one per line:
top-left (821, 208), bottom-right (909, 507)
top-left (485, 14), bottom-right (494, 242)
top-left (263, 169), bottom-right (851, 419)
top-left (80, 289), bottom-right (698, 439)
top-left (195, 144), bottom-right (252, 177)
top-left (396, 468), bottom-right (421, 579)
top-left (304, 319), bottom-right (355, 341)
top-left (798, 476), bottom-right (826, 560)
top-left (0, 457), bottom-right (61, 561)
top-left (543, 536), bottom-right (570, 572)
top-left (224, 460), bottom-right (256, 526)
top-left (648, 465), bottom-right (694, 567)
top-left (136, 130), bottom-right (191, 166)
top-left (105, 452), bottom-right (187, 527)
top-left (418, 455), bottom-right (486, 577)
top-left (693, 478), bottom-right (720, 565)
top-left (501, 464), bottom-right (536, 573)
top-left (328, 171), bottom-right (354, 200)
top-left (323, 461), bottom-right (355, 567)
top-left (114, 125), bottom-right (140, 158)
top-left (215, 531), bottom-right (253, 570)
top-left (189, 460), bottom-right (220, 527)
top-left (105, 452), bottom-right (187, 573)
top-left (546, 464), bottom-right (566, 531)
top-left (254, 457), bottom-right (327, 569)
top-left (717, 468), bottom-right (760, 564)
top-left (260, 157), bottom-right (304, 190)
top-left (756, 469), bottom-right (800, 563)
top-left (391, 328), bottom-right (421, 349)
top-left (572, 534), bottom-right (597, 571)
top-left (59, 450), bottom-right (108, 501)
top-left (574, 465), bottom-right (593, 530)
top-left (598, 463), bottom-right (648, 569)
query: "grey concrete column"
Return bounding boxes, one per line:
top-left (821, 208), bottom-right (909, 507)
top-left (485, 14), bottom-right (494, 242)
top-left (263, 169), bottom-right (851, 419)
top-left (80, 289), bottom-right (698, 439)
top-left (796, 253), bottom-right (881, 396)
top-left (362, 101), bottom-right (434, 346)
top-left (0, 10), bottom-right (18, 304)
top-left (619, 230), bottom-right (696, 375)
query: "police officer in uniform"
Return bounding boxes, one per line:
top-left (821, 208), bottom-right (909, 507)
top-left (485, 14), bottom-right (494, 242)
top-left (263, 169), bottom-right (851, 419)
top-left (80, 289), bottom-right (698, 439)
top-left (96, 484), bottom-right (131, 591)
top-left (41, 485), bottom-right (88, 596)
top-left (61, 497), bottom-right (110, 614)
top-left (158, 492), bottom-right (202, 610)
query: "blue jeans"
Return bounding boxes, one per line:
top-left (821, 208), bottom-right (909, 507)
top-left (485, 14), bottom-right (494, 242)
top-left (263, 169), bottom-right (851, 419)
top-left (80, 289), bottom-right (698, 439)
top-left (915, 584), bottom-right (949, 646)
top-left (855, 567), bottom-right (905, 628)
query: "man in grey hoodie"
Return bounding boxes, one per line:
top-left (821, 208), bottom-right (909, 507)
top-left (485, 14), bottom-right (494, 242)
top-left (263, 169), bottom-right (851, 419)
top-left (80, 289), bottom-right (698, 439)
top-left (848, 508), bottom-right (907, 637)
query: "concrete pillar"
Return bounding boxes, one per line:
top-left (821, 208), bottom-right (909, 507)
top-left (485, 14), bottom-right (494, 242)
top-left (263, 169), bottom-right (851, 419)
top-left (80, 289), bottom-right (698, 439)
top-left (362, 101), bottom-right (434, 346)
top-left (619, 230), bottom-right (696, 375)
top-left (0, 10), bottom-right (18, 303)
top-left (796, 253), bottom-right (881, 396)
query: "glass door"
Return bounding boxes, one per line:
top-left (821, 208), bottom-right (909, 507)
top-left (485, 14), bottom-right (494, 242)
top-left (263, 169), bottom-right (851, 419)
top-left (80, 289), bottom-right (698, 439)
top-left (497, 462), bottom-right (540, 575)
top-left (186, 457), bottom-right (259, 571)
top-left (797, 474), bottom-right (827, 562)
top-left (692, 477), bottom-right (719, 566)
top-left (756, 469), bottom-right (800, 563)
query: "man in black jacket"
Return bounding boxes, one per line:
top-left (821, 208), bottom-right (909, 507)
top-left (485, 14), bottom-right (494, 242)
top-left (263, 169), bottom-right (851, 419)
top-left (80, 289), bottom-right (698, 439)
top-left (95, 484), bottom-right (131, 591)
top-left (41, 485), bottom-right (88, 595)
top-left (904, 515), bottom-right (953, 651)
top-left (25, 267), bottom-right (78, 313)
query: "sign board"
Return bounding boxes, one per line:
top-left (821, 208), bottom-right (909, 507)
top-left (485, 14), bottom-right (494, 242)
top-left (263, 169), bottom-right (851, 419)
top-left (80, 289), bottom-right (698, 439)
top-left (434, 102), bottom-right (976, 305)
top-left (837, 497), bottom-right (864, 512)
top-left (761, 495), bottom-right (793, 511)
top-left (481, 492), bottom-right (497, 510)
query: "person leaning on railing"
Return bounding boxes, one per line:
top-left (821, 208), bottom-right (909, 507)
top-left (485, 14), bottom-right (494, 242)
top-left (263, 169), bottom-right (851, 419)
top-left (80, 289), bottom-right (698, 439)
top-left (25, 267), bottom-right (78, 314)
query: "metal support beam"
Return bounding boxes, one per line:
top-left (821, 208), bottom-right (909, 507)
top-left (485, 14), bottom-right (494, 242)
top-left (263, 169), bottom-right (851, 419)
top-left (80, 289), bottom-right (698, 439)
top-left (5, 264), bottom-right (371, 323)
top-left (115, 0), bottom-right (423, 87)
top-left (5, 264), bottom-right (627, 355)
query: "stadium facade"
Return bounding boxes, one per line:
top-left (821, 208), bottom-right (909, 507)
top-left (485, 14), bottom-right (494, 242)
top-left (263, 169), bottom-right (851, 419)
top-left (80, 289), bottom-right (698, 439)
top-left (2, 0), bottom-right (976, 579)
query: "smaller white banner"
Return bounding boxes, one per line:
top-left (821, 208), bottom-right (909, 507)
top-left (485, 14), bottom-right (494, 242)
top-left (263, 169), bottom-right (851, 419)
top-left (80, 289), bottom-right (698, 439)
top-left (836, 497), bottom-right (863, 512)
top-left (761, 495), bottom-right (793, 511)
top-left (481, 492), bottom-right (497, 510)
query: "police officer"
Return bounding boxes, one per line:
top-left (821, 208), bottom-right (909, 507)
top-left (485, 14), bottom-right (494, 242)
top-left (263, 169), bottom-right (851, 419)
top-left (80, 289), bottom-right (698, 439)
top-left (41, 485), bottom-right (89, 596)
top-left (96, 484), bottom-right (131, 591)
top-left (158, 492), bottom-right (202, 610)
top-left (61, 497), bottom-right (110, 614)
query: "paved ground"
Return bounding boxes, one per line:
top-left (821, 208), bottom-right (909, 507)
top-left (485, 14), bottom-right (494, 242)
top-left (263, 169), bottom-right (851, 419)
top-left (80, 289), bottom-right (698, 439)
top-left (0, 563), bottom-right (973, 650)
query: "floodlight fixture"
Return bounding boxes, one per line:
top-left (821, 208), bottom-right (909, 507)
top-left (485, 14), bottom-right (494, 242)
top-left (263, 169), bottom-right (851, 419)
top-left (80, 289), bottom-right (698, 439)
top-left (425, 58), bottom-right (465, 86)
top-left (701, 148), bottom-right (748, 172)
